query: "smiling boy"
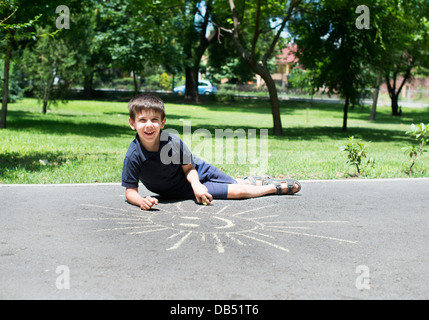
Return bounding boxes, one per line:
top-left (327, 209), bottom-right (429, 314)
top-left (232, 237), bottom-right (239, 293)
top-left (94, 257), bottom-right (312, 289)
top-left (122, 94), bottom-right (301, 211)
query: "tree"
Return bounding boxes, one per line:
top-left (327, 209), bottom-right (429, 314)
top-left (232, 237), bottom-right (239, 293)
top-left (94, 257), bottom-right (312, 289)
top-left (208, 29), bottom-right (262, 84)
top-left (289, 0), bottom-right (377, 131)
top-left (126, 0), bottom-right (218, 102)
top-left (220, 0), bottom-right (302, 136)
top-left (373, 0), bottom-right (429, 116)
top-left (73, 2), bottom-right (113, 100)
top-left (179, 0), bottom-right (218, 102)
top-left (1, 0), bottom-right (42, 128)
top-left (100, 0), bottom-right (160, 96)
top-left (21, 26), bottom-right (79, 113)
top-left (19, 1), bottom-right (98, 113)
top-left (1, 0), bottom-right (88, 127)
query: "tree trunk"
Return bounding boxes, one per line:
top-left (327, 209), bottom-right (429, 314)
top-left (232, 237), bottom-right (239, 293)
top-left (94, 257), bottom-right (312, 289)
top-left (42, 73), bottom-right (56, 114)
top-left (183, 0), bottom-right (199, 104)
top-left (132, 71), bottom-right (139, 96)
top-left (369, 67), bottom-right (382, 121)
top-left (182, 0), bottom-right (216, 104)
top-left (83, 71), bottom-right (94, 100)
top-left (185, 66), bottom-right (199, 103)
top-left (42, 99), bottom-right (48, 114)
top-left (172, 73), bottom-right (175, 92)
top-left (369, 86), bottom-right (379, 120)
top-left (260, 69), bottom-right (283, 136)
top-left (42, 85), bottom-right (49, 114)
top-left (385, 66), bottom-right (412, 116)
top-left (0, 38), bottom-right (13, 129)
top-left (343, 95), bottom-right (349, 132)
top-left (227, 0), bottom-right (297, 136)
top-left (391, 94), bottom-right (400, 116)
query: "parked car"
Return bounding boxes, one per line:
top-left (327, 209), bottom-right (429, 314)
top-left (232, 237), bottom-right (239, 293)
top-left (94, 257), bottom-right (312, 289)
top-left (173, 80), bottom-right (217, 95)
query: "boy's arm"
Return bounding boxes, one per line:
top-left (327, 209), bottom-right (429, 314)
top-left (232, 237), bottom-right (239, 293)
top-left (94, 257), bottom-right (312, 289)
top-left (125, 187), bottom-right (158, 211)
top-left (182, 164), bottom-right (213, 205)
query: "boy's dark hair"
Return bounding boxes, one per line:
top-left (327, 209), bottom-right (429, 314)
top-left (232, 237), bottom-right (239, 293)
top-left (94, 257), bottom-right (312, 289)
top-left (128, 94), bottom-right (166, 120)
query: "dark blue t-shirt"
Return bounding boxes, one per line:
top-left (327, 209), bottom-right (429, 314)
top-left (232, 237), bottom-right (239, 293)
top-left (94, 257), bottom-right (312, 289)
top-left (122, 131), bottom-right (197, 197)
top-left (122, 131), bottom-right (237, 199)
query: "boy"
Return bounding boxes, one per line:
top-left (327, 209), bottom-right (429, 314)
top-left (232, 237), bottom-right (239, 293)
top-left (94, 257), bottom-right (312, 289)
top-left (122, 94), bottom-right (301, 211)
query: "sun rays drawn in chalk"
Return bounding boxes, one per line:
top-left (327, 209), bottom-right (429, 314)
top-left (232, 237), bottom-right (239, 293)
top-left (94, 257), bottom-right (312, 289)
top-left (78, 203), bottom-right (357, 253)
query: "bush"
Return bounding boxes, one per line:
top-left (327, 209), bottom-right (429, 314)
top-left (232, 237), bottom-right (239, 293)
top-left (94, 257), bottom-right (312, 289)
top-left (341, 136), bottom-right (375, 176)
top-left (112, 77), bottom-right (135, 90)
top-left (403, 123), bottom-right (429, 174)
top-left (159, 73), bottom-right (172, 91)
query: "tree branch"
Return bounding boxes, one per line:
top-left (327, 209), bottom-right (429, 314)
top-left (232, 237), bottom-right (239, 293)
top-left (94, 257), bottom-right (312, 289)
top-left (228, 0), bottom-right (251, 63)
top-left (199, 0), bottom-right (212, 44)
top-left (262, 0), bottom-right (302, 65)
top-left (0, 8), bottom-right (17, 25)
top-left (250, 0), bottom-right (263, 61)
top-left (396, 57), bottom-right (415, 95)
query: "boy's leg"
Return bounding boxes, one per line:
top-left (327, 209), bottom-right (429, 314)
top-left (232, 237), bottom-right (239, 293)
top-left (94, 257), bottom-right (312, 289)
top-left (227, 182), bottom-right (300, 199)
top-left (227, 184), bottom-right (275, 199)
top-left (196, 161), bottom-right (300, 199)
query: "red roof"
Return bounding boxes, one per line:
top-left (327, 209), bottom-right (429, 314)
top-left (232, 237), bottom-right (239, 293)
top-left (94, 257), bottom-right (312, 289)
top-left (276, 44), bottom-right (298, 64)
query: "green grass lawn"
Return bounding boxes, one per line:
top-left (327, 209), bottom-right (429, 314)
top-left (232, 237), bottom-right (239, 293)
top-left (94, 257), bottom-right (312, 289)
top-left (1, 97), bottom-right (428, 184)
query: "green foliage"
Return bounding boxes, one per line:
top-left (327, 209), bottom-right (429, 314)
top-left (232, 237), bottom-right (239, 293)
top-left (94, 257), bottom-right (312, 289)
top-left (99, 0), bottom-right (166, 94)
top-left (289, 0), bottom-right (379, 130)
top-left (0, 60), bottom-right (23, 102)
top-left (0, 1), bottom-right (41, 37)
top-left (21, 26), bottom-right (80, 113)
top-left (341, 136), bottom-right (375, 176)
top-left (159, 72), bottom-right (172, 91)
top-left (286, 68), bottom-right (314, 94)
top-left (372, 0), bottom-right (429, 115)
top-left (403, 123), bottom-right (429, 174)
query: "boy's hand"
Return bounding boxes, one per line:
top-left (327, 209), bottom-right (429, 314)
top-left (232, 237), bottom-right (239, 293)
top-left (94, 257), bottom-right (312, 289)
top-left (192, 182), bottom-right (213, 206)
top-left (182, 164), bottom-right (213, 205)
top-left (140, 196), bottom-right (159, 211)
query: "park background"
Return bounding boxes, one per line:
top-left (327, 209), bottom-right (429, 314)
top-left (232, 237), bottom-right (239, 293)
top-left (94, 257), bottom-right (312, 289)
top-left (1, 0), bottom-right (428, 184)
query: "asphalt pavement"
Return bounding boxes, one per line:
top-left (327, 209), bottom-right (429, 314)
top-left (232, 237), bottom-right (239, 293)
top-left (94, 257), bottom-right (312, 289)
top-left (1, 178), bottom-right (428, 300)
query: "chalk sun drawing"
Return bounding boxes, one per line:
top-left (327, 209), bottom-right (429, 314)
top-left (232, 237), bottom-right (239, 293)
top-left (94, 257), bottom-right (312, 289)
top-left (79, 202), bottom-right (357, 253)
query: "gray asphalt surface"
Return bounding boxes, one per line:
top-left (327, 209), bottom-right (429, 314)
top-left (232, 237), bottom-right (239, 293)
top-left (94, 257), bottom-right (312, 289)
top-left (1, 178), bottom-right (428, 300)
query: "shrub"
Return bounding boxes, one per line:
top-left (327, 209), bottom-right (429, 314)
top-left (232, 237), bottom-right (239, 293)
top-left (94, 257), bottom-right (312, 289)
top-left (341, 136), bottom-right (375, 176)
top-left (403, 123), bottom-right (429, 174)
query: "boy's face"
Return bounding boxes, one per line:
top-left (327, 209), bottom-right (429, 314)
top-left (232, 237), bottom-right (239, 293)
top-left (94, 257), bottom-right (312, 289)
top-left (129, 109), bottom-right (166, 148)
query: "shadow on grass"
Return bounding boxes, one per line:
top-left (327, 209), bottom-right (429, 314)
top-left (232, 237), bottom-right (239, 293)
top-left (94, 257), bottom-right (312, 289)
top-left (170, 97), bottom-right (429, 128)
top-left (281, 126), bottom-right (414, 143)
top-left (7, 110), bottom-right (131, 138)
top-left (0, 150), bottom-right (116, 179)
top-left (71, 89), bottom-right (429, 115)
top-left (163, 122), bottom-right (413, 144)
top-left (0, 150), bottom-right (79, 176)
